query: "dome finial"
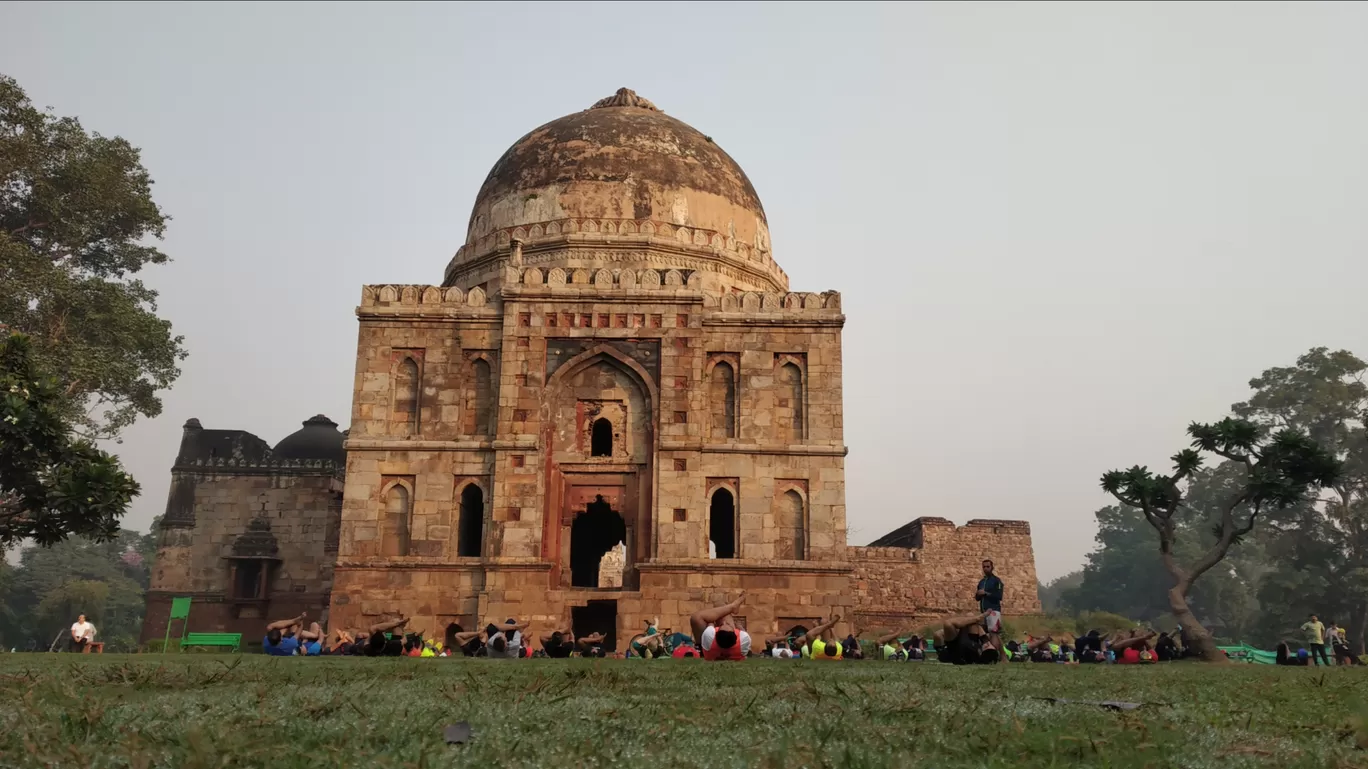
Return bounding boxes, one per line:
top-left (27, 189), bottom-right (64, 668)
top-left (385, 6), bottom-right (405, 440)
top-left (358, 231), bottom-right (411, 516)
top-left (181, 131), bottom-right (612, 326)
top-left (590, 88), bottom-right (659, 112)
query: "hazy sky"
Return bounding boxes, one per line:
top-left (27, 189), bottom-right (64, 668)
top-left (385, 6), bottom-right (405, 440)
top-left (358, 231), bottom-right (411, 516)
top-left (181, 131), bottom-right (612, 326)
top-left (4, 2), bottom-right (1366, 580)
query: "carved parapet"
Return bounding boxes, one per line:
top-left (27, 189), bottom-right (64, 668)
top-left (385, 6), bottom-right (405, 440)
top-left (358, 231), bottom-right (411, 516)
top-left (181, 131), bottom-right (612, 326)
top-left (358, 284), bottom-right (498, 316)
top-left (708, 289), bottom-right (843, 318)
top-left (517, 266), bottom-right (705, 291)
top-left (445, 218), bottom-right (788, 292)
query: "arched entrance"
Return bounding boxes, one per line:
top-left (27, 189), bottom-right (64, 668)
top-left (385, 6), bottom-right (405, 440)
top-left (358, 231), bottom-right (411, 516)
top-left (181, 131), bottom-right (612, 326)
top-left (570, 496), bottom-right (627, 588)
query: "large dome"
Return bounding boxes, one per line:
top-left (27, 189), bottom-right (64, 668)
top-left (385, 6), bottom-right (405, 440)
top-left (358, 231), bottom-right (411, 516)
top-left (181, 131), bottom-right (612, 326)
top-left (444, 88), bottom-right (786, 293)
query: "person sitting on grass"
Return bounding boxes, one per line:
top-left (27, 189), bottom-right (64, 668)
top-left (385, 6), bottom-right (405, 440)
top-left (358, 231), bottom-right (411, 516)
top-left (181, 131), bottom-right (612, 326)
top-left (485, 619), bottom-right (530, 659)
top-left (933, 611), bottom-right (999, 665)
top-left (363, 616), bottom-right (410, 657)
top-left (1154, 632), bottom-right (1179, 662)
top-left (263, 613), bottom-right (309, 656)
top-left (539, 625), bottom-right (577, 659)
top-left (690, 592), bottom-right (751, 661)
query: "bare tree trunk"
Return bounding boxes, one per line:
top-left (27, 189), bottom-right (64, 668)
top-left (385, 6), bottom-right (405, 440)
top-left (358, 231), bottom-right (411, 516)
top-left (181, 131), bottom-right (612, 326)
top-left (1351, 602), bottom-right (1367, 657)
top-left (1167, 585), bottom-right (1224, 662)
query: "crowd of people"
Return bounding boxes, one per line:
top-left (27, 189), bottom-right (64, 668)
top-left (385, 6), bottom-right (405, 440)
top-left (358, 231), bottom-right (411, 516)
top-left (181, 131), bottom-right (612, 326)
top-left (233, 560), bottom-right (1350, 666)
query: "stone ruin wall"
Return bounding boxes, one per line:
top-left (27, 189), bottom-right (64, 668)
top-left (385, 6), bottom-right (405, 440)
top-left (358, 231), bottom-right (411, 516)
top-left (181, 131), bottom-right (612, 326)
top-left (850, 517), bottom-right (1041, 632)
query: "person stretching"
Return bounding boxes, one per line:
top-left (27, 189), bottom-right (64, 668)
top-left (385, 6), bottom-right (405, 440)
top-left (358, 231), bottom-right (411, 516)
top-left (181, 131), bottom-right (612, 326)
top-left (628, 618), bottom-right (667, 659)
top-left (875, 628), bottom-right (914, 661)
top-left (364, 616), bottom-right (410, 656)
top-left (576, 631), bottom-right (608, 657)
top-left (691, 592), bottom-right (751, 661)
top-left (933, 611), bottom-right (999, 665)
top-left (486, 619), bottom-right (530, 659)
top-left (263, 613), bottom-right (308, 656)
top-left (539, 625), bottom-right (577, 658)
top-left (769, 616), bottom-right (839, 657)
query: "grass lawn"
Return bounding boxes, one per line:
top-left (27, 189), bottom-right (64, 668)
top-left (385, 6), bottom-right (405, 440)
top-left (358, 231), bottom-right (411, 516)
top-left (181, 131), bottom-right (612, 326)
top-left (1, 655), bottom-right (1366, 768)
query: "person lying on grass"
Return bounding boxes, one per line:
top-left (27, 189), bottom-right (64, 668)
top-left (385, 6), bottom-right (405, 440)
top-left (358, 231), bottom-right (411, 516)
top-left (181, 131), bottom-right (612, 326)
top-left (1112, 629), bottom-right (1158, 664)
top-left (874, 628), bottom-right (915, 661)
top-left (690, 592), bottom-right (751, 661)
top-left (771, 616), bottom-right (839, 659)
top-left (576, 631), bottom-right (609, 657)
top-left (540, 625), bottom-right (577, 658)
top-left (628, 618), bottom-right (668, 659)
top-left (263, 613), bottom-right (313, 656)
top-left (933, 611), bottom-right (1000, 665)
top-left (806, 619), bottom-right (845, 661)
top-left (363, 616), bottom-right (411, 657)
top-left (1074, 630), bottom-right (1105, 663)
top-left (485, 619), bottom-right (531, 659)
top-left (449, 626), bottom-right (487, 657)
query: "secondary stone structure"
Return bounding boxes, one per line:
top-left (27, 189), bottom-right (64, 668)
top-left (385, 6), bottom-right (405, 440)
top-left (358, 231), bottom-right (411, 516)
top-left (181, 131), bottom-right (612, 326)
top-left (140, 416), bottom-right (346, 642)
top-left (326, 88), bottom-right (1041, 647)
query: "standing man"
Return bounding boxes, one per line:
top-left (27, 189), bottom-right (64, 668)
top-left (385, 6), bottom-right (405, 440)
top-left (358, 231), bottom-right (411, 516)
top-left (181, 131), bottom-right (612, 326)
top-left (69, 614), bottom-right (95, 653)
top-left (975, 559), bottom-right (1004, 651)
top-left (1301, 614), bottom-right (1329, 666)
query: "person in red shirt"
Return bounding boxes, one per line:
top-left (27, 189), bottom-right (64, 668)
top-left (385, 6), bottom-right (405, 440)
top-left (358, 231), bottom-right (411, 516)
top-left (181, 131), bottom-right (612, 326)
top-left (689, 592), bottom-right (750, 661)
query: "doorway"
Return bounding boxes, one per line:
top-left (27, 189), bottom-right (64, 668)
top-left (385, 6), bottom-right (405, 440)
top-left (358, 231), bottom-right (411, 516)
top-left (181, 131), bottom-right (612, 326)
top-left (570, 496), bottom-right (627, 587)
top-left (572, 600), bottom-right (618, 651)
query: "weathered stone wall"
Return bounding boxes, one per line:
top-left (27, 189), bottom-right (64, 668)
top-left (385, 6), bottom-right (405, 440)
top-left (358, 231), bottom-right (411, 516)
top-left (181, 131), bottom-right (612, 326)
top-left (329, 277), bottom-right (852, 640)
top-left (140, 468), bottom-right (343, 643)
top-left (850, 517), bottom-right (1042, 631)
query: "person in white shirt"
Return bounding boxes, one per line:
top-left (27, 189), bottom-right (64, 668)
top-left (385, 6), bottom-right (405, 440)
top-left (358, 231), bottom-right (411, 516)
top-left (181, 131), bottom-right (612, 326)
top-left (70, 615), bottom-right (95, 653)
top-left (485, 619), bottom-right (529, 659)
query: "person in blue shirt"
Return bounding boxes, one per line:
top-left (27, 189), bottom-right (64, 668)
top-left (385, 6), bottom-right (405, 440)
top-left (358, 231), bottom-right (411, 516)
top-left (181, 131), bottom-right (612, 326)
top-left (263, 612), bottom-right (308, 656)
top-left (975, 559), bottom-right (1005, 650)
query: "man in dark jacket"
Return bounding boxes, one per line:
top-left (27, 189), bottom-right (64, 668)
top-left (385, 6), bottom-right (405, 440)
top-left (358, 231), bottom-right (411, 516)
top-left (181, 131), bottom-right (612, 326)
top-left (975, 559), bottom-right (1004, 649)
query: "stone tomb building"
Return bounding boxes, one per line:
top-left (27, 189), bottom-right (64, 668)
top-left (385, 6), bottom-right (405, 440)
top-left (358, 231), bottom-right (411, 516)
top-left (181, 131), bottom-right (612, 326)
top-left (139, 416), bottom-right (346, 642)
top-left (327, 89), bottom-right (1040, 647)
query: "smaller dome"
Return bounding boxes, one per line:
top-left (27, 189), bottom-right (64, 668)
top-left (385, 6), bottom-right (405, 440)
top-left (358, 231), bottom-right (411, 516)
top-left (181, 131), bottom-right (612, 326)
top-left (272, 415), bottom-right (346, 465)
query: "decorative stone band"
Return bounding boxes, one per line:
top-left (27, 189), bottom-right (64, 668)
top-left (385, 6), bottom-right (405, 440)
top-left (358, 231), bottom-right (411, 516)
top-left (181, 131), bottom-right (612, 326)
top-left (358, 282), bottom-right (843, 320)
top-left (446, 218), bottom-right (786, 290)
top-left (637, 560), bottom-right (854, 574)
top-left (172, 457), bottom-right (342, 475)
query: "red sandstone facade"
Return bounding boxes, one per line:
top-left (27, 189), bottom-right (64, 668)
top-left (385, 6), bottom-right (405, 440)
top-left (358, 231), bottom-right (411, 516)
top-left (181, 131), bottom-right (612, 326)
top-left (141, 89), bottom-right (1040, 648)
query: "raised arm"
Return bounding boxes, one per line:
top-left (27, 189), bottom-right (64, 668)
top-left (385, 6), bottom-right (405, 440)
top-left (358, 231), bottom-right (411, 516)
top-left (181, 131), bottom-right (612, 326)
top-left (266, 613), bottom-right (307, 633)
top-left (791, 616), bottom-right (841, 648)
top-left (488, 620), bottom-right (530, 633)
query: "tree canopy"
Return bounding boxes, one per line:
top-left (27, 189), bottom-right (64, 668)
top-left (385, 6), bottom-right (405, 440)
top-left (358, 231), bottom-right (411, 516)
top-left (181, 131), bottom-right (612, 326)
top-left (0, 73), bottom-right (184, 440)
top-left (1, 332), bottom-right (139, 546)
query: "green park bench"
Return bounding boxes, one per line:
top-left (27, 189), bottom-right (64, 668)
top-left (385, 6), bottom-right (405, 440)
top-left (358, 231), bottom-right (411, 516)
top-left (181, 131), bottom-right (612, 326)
top-left (181, 632), bottom-right (244, 653)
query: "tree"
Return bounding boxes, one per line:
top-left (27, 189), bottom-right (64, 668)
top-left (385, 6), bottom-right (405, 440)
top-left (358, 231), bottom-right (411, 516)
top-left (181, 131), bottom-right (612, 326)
top-left (1232, 348), bottom-right (1368, 652)
top-left (0, 73), bottom-right (184, 440)
top-left (1064, 465), bottom-right (1272, 642)
top-left (1101, 418), bottom-right (1340, 661)
top-left (0, 528), bottom-right (151, 651)
top-left (1, 332), bottom-right (139, 546)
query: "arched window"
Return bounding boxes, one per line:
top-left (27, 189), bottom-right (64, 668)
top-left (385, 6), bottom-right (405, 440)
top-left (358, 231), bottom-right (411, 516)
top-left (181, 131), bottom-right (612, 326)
top-left (776, 489), bottom-right (805, 560)
top-left (457, 484), bottom-right (484, 558)
top-left (591, 418), bottom-right (613, 457)
top-left (467, 358), bottom-right (494, 436)
top-left (710, 362), bottom-right (736, 440)
top-left (777, 362), bottom-right (804, 442)
top-left (394, 358), bottom-right (420, 436)
top-left (709, 488), bottom-right (736, 559)
top-left (381, 484), bottom-right (411, 557)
